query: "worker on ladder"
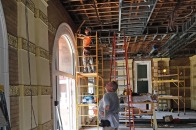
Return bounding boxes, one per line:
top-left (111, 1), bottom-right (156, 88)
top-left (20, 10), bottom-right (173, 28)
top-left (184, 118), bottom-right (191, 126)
top-left (80, 27), bottom-right (94, 73)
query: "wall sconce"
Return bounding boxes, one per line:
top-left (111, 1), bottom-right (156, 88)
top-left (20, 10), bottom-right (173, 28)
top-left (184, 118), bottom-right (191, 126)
top-left (163, 69), bottom-right (167, 73)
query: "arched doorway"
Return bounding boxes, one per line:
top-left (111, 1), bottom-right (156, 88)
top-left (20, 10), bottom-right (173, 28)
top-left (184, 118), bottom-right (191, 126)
top-left (52, 23), bottom-right (76, 130)
top-left (0, 0), bottom-right (10, 114)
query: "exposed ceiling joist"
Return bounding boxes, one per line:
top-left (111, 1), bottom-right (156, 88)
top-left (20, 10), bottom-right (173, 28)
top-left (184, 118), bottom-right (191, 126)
top-left (61, 0), bottom-right (196, 59)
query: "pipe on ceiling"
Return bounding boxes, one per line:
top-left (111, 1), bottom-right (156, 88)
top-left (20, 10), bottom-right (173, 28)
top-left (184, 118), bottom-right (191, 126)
top-left (93, 0), bottom-right (103, 28)
top-left (143, 0), bottom-right (158, 33)
top-left (118, 0), bottom-right (122, 32)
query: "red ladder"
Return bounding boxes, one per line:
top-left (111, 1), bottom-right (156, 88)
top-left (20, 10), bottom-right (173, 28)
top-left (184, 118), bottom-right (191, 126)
top-left (110, 32), bottom-right (116, 81)
top-left (110, 32), bottom-right (135, 129)
top-left (124, 34), bottom-right (135, 130)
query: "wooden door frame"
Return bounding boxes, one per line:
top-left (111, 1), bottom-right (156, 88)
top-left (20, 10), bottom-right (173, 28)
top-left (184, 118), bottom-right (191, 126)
top-left (134, 61), bottom-right (152, 93)
top-left (0, 0), bottom-right (10, 115)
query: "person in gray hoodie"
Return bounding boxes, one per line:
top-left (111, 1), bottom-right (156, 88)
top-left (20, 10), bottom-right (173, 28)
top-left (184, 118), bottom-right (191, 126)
top-left (98, 81), bottom-right (120, 130)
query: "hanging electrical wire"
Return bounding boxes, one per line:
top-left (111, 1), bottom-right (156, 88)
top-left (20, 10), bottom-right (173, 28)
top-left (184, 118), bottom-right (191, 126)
top-left (25, 0), bottom-right (38, 129)
top-left (168, 0), bottom-right (181, 31)
top-left (176, 6), bottom-right (195, 19)
top-left (168, 0), bottom-right (195, 31)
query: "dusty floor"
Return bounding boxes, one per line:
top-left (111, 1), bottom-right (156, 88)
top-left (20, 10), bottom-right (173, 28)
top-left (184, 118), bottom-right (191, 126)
top-left (80, 110), bottom-right (196, 130)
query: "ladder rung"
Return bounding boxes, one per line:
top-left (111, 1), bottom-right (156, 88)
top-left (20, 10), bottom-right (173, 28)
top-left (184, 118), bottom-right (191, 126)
top-left (119, 119), bottom-right (134, 123)
top-left (118, 85), bottom-right (128, 87)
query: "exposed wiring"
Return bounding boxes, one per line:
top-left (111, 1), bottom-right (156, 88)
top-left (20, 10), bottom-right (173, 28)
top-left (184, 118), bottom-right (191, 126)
top-left (168, 0), bottom-right (195, 31)
top-left (168, 0), bottom-right (181, 31)
top-left (169, 7), bottom-right (194, 30)
top-left (25, 0), bottom-right (38, 128)
top-left (92, 0), bottom-right (103, 28)
top-left (176, 8), bottom-right (194, 19)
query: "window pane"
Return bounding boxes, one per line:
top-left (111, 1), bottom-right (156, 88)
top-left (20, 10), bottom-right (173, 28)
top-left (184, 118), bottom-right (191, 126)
top-left (137, 81), bottom-right (148, 93)
top-left (137, 65), bottom-right (147, 78)
top-left (58, 35), bottom-right (73, 74)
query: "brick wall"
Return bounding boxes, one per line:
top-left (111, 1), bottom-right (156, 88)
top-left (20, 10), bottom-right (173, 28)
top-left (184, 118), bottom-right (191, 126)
top-left (48, 0), bottom-right (77, 55)
top-left (2, 1), bottom-right (19, 129)
top-left (9, 47), bottom-right (19, 85)
top-left (1, 0), bottom-right (17, 35)
top-left (169, 57), bottom-right (190, 66)
top-left (2, 0), bottom-right (18, 86)
top-left (48, 0), bottom-right (76, 30)
top-left (10, 97), bottom-right (19, 130)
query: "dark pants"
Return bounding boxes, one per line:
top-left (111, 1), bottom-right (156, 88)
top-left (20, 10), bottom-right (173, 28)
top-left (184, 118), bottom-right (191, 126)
top-left (102, 127), bottom-right (118, 130)
top-left (83, 52), bottom-right (94, 72)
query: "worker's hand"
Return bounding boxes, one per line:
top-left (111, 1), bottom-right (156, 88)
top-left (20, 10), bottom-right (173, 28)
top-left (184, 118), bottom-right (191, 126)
top-left (84, 49), bottom-right (91, 55)
top-left (105, 105), bottom-right (110, 110)
top-left (101, 111), bottom-right (104, 116)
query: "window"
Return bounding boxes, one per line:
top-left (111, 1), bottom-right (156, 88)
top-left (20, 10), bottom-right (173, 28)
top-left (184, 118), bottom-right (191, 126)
top-left (52, 23), bottom-right (76, 130)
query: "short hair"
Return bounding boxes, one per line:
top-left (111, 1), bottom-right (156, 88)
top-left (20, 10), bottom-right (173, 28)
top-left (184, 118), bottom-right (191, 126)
top-left (85, 27), bottom-right (91, 33)
top-left (110, 81), bottom-right (118, 92)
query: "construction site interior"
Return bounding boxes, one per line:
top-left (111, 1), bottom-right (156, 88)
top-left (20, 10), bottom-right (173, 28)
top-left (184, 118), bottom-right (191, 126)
top-left (0, 0), bottom-right (196, 130)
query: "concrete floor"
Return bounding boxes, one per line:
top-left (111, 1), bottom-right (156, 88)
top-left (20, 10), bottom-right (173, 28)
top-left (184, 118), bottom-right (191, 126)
top-left (81, 127), bottom-right (196, 130)
top-left (80, 110), bottom-right (196, 130)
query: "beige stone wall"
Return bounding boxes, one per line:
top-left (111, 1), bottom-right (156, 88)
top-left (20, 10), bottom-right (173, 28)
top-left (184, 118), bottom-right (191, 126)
top-left (152, 58), bottom-right (191, 109)
top-left (169, 58), bottom-right (191, 109)
top-left (16, 0), bottom-right (51, 130)
top-left (2, 0), bottom-right (53, 129)
top-left (190, 55), bottom-right (196, 110)
top-left (152, 58), bottom-right (170, 110)
top-left (152, 58), bottom-right (170, 91)
top-left (2, 0), bottom-right (77, 129)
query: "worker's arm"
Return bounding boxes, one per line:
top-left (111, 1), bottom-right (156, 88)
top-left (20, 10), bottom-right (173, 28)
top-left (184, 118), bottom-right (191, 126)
top-left (100, 105), bottom-right (109, 116)
top-left (103, 94), bottom-right (110, 112)
top-left (78, 34), bottom-right (86, 37)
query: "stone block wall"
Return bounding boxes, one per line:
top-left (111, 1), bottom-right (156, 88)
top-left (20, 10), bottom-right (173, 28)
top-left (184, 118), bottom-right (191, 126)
top-left (1, 0), bottom-right (76, 130)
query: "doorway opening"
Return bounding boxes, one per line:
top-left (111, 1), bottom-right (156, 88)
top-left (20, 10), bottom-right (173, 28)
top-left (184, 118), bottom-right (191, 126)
top-left (134, 61), bottom-right (152, 94)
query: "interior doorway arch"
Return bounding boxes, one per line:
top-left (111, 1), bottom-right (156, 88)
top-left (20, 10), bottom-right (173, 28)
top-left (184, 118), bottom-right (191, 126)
top-left (0, 0), bottom-right (10, 115)
top-left (52, 23), bottom-right (77, 130)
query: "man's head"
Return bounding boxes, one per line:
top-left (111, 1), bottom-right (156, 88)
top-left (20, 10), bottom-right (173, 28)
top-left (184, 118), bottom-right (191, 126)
top-left (85, 27), bottom-right (91, 35)
top-left (105, 81), bottom-right (118, 92)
